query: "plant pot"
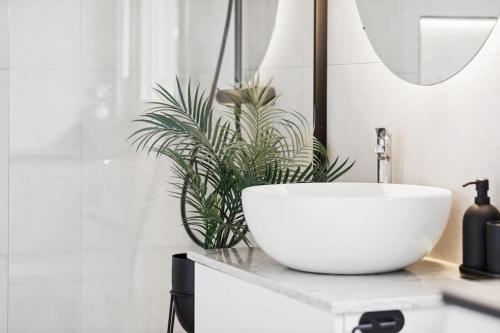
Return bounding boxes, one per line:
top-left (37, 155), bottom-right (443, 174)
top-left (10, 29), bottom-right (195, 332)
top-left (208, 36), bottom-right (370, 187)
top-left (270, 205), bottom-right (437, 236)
top-left (171, 253), bottom-right (195, 333)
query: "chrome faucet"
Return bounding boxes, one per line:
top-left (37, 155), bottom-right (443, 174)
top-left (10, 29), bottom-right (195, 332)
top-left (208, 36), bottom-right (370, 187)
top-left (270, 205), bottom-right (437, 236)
top-left (375, 128), bottom-right (392, 183)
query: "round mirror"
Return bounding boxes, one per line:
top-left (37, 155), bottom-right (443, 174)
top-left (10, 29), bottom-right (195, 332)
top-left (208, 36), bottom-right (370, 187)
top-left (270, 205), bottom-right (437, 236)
top-left (355, 0), bottom-right (500, 85)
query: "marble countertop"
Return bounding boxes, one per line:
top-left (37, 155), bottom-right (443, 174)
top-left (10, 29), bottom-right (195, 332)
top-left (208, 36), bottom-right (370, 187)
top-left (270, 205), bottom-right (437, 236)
top-left (187, 247), bottom-right (485, 314)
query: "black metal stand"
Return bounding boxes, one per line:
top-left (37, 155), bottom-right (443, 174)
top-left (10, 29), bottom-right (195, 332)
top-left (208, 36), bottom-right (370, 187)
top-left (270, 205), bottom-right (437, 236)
top-left (167, 294), bottom-right (176, 333)
top-left (168, 289), bottom-right (195, 333)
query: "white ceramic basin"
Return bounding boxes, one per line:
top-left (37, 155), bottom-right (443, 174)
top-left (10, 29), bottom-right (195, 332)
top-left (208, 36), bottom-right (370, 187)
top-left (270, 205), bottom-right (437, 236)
top-left (242, 183), bottom-right (452, 274)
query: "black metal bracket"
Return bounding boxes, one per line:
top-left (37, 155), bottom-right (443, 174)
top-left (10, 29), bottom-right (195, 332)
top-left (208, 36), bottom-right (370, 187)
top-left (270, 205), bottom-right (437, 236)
top-left (352, 310), bottom-right (405, 333)
top-left (314, 0), bottom-right (328, 148)
top-left (167, 293), bottom-right (176, 333)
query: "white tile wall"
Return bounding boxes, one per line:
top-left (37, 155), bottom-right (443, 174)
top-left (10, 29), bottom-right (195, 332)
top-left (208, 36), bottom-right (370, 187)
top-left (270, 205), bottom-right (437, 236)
top-left (9, 0), bottom-right (81, 70)
top-left (328, 0), bottom-right (500, 263)
top-left (9, 156), bottom-right (81, 254)
top-left (81, 247), bottom-right (196, 333)
top-left (258, 0), bottom-right (313, 70)
top-left (257, 66), bottom-right (314, 126)
top-left (328, 0), bottom-right (379, 65)
top-left (0, 255), bottom-right (7, 333)
top-left (9, 253), bottom-right (81, 333)
top-left (327, 63), bottom-right (404, 183)
top-left (0, 71), bottom-right (7, 255)
top-left (81, 0), bottom-right (117, 71)
top-left (80, 157), bottom-right (194, 251)
top-left (9, 284), bottom-right (81, 333)
top-left (9, 70), bottom-right (81, 154)
top-left (9, 252), bottom-right (80, 285)
top-left (177, 0), bottom-right (235, 73)
top-left (0, 1), bottom-right (7, 330)
top-left (242, 0), bottom-right (279, 70)
top-left (81, 250), bottom-right (136, 333)
top-left (0, 0), bottom-right (8, 69)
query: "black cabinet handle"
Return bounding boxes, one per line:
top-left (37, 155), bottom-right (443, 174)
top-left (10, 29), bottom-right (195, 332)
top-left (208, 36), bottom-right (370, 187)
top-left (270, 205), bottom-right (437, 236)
top-left (352, 310), bottom-right (404, 333)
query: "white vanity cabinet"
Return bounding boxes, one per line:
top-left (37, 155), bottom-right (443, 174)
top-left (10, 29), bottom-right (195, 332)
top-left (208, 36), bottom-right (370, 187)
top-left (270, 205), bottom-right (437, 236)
top-left (189, 248), bottom-right (500, 333)
top-left (195, 264), bottom-right (448, 333)
top-left (195, 264), bottom-right (339, 332)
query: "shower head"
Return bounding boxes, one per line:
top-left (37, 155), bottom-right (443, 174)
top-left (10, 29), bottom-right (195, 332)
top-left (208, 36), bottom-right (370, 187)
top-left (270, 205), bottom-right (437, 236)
top-left (215, 87), bottom-right (277, 105)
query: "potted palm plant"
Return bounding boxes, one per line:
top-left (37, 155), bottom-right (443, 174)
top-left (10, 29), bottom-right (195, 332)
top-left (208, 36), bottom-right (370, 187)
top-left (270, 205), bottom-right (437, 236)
top-left (130, 78), bottom-right (353, 332)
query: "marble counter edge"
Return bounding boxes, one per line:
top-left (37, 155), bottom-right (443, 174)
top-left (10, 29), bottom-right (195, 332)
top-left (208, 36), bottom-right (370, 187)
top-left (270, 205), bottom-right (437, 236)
top-left (188, 250), bottom-right (333, 312)
top-left (187, 251), bottom-right (447, 314)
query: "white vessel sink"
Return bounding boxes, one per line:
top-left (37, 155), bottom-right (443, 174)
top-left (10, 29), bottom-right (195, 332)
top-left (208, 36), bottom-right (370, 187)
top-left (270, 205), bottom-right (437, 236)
top-left (242, 183), bottom-right (452, 274)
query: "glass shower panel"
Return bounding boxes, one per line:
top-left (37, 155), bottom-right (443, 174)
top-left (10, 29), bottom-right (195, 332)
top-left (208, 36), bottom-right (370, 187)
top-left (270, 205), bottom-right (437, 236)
top-left (4, 0), bottom-right (309, 332)
top-left (6, 0), bottom-right (236, 332)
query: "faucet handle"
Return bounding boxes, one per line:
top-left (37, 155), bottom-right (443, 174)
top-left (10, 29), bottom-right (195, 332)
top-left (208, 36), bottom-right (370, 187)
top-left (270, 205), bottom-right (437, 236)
top-left (376, 128), bottom-right (391, 141)
top-left (375, 127), bottom-right (392, 183)
top-left (375, 127), bottom-right (391, 153)
top-left (375, 127), bottom-right (387, 137)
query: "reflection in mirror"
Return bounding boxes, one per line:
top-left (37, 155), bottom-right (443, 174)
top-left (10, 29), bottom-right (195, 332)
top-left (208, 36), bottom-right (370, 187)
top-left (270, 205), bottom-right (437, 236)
top-left (355, 0), bottom-right (500, 85)
top-left (177, 0), bottom-right (279, 95)
top-left (177, 0), bottom-right (313, 122)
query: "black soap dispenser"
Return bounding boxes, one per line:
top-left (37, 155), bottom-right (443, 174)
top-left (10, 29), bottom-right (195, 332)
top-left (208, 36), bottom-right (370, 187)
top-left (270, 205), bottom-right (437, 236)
top-left (462, 179), bottom-right (500, 271)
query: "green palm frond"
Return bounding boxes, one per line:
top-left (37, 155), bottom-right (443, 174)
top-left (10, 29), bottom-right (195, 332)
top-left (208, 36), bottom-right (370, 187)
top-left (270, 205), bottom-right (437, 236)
top-left (130, 76), bottom-right (354, 249)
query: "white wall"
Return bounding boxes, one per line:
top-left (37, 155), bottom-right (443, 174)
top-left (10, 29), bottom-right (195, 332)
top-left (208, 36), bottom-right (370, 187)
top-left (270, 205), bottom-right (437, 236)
top-left (328, 0), bottom-right (500, 264)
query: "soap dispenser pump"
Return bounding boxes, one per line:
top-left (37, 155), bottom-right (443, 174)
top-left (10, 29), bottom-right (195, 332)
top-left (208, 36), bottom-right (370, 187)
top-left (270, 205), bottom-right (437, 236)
top-left (462, 179), bottom-right (500, 271)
